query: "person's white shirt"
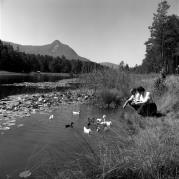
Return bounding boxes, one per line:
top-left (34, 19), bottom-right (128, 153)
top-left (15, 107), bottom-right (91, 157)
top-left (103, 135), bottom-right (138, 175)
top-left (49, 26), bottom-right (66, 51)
top-left (139, 91), bottom-right (153, 103)
top-left (133, 92), bottom-right (140, 103)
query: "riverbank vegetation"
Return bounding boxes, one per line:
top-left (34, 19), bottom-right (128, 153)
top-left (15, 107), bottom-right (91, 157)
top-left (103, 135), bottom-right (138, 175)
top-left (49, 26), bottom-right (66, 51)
top-left (80, 69), bottom-right (131, 108)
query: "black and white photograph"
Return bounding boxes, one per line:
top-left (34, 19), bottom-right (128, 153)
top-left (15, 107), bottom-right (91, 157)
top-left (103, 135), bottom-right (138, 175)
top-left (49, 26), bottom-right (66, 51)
top-left (0, 0), bottom-right (179, 178)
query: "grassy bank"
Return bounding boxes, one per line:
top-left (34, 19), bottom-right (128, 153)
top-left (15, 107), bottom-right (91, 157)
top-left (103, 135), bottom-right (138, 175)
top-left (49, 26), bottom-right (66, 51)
top-left (55, 71), bottom-right (179, 179)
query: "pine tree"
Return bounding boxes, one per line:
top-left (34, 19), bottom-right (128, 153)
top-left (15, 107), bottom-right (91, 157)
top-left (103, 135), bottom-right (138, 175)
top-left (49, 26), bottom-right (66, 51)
top-left (144, 0), bottom-right (170, 73)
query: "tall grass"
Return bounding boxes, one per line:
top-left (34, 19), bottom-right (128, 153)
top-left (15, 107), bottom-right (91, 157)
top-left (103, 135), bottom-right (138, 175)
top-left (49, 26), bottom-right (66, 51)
top-left (80, 69), bottom-right (131, 107)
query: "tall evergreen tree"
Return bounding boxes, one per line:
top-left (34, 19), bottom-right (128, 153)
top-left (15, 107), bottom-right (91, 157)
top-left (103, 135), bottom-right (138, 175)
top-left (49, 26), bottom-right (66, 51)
top-left (144, 0), bottom-right (170, 73)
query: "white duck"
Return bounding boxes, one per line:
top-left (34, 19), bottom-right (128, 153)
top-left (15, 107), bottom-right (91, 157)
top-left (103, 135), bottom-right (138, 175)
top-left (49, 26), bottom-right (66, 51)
top-left (73, 111), bottom-right (80, 115)
top-left (96, 115), bottom-right (106, 123)
top-left (104, 121), bottom-right (112, 127)
top-left (100, 115), bottom-right (112, 127)
top-left (83, 126), bottom-right (92, 134)
top-left (49, 114), bottom-right (54, 120)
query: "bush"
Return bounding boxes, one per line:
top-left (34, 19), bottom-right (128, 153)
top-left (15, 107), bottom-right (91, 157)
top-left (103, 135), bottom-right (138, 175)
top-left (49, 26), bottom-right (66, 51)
top-left (153, 77), bottom-right (167, 96)
top-left (98, 88), bottom-right (123, 108)
top-left (80, 69), bottom-right (131, 107)
top-left (156, 75), bottom-right (179, 112)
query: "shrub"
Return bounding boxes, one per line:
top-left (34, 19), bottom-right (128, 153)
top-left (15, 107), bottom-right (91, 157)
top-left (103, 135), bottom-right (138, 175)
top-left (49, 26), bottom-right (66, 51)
top-left (153, 77), bottom-right (167, 96)
top-left (155, 75), bottom-right (179, 112)
top-left (80, 69), bottom-right (131, 107)
top-left (98, 88), bottom-right (123, 108)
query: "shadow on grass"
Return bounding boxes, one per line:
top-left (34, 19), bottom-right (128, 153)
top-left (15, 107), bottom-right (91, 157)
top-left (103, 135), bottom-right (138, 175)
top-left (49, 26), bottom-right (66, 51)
top-left (154, 111), bottom-right (166, 118)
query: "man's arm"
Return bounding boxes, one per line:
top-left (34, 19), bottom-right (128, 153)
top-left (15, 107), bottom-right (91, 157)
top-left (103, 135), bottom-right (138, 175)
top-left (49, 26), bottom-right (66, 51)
top-left (123, 95), bottom-right (134, 108)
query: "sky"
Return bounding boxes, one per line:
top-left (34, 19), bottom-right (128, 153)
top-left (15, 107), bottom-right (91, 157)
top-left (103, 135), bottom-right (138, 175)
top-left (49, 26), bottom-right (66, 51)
top-left (0, 0), bottom-right (179, 66)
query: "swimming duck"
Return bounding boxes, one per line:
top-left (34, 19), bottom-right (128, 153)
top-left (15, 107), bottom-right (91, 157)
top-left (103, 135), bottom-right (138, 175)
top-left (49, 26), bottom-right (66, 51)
top-left (100, 115), bottom-right (112, 127)
top-left (73, 111), bottom-right (80, 115)
top-left (49, 114), bottom-right (54, 120)
top-left (103, 121), bottom-right (112, 127)
top-left (83, 126), bottom-right (92, 134)
top-left (87, 122), bottom-right (91, 127)
top-left (96, 115), bottom-right (106, 123)
top-left (96, 118), bottom-right (102, 123)
top-left (65, 122), bottom-right (74, 128)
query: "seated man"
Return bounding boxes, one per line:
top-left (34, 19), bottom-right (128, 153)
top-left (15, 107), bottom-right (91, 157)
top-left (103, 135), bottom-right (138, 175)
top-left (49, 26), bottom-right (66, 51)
top-left (135, 86), bottom-right (157, 116)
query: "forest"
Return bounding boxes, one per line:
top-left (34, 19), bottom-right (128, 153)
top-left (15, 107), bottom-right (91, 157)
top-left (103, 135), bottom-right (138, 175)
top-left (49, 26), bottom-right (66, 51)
top-left (0, 40), bottom-right (103, 74)
top-left (132, 1), bottom-right (179, 74)
top-left (0, 2), bottom-right (179, 75)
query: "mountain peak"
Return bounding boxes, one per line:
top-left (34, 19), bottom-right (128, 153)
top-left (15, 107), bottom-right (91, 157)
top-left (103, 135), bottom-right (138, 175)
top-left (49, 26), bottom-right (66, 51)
top-left (51, 40), bottom-right (61, 45)
top-left (8, 40), bottom-right (90, 61)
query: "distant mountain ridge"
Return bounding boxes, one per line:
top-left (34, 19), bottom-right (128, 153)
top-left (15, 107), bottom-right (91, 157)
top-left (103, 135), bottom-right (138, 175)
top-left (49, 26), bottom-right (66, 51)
top-left (4, 40), bottom-right (90, 61)
top-left (100, 62), bottom-right (119, 69)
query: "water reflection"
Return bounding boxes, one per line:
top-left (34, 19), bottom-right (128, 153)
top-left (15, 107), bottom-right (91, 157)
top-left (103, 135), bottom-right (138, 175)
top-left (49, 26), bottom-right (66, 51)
top-left (0, 73), bottom-right (77, 99)
top-left (0, 73), bottom-right (71, 84)
top-left (0, 85), bottom-right (75, 99)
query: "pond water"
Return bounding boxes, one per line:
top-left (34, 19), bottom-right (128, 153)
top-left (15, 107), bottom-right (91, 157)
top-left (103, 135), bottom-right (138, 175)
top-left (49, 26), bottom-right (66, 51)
top-left (0, 84), bottom-right (77, 99)
top-left (0, 103), bottom-right (126, 178)
top-left (0, 72), bottom-right (71, 84)
top-left (0, 73), bottom-right (76, 99)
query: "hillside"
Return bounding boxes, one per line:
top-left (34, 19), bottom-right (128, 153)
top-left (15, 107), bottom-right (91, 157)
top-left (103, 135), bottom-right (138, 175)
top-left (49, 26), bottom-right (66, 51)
top-left (100, 62), bottom-right (119, 69)
top-left (4, 40), bottom-right (89, 61)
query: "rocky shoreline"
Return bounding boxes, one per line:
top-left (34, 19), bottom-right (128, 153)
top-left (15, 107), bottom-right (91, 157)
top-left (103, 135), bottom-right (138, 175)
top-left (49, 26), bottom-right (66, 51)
top-left (0, 80), bottom-right (94, 131)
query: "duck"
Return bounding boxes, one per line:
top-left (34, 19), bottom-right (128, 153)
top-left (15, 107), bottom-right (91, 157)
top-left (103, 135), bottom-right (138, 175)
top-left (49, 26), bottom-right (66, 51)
top-left (83, 126), bottom-right (92, 134)
top-left (96, 118), bottom-right (102, 123)
top-left (96, 115), bottom-right (106, 123)
top-left (65, 122), bottom-right (74, 128)
top-left (73, 111), bottom-right (80, 115)
top-left (49, 114), bottom-right (54, 120)
top-left (104, 121), bottom-right (112, 127)
top-left (100, 115), bottom-right (112, 127)
top-left (87, 122), bottom-right (91, 127)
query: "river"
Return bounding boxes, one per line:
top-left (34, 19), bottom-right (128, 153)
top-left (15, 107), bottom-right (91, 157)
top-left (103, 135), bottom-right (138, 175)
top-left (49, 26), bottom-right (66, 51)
top-left (0, 72), bottom-right (129, 178)
top-left (0, 72), bottom-right (71, 84)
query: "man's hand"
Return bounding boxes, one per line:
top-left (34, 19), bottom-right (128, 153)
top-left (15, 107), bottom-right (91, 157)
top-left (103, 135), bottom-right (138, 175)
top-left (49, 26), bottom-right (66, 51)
top-left (123, 104), bottom-right (126, 109)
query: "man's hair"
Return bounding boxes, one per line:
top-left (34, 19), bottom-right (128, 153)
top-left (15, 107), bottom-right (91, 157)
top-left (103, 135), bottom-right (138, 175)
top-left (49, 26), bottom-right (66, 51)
top-left (137, 86), bottom-right (145, 93)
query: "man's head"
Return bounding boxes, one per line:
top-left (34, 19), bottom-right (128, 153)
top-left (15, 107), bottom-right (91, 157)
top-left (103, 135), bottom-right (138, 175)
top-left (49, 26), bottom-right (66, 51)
top-left (137, 86), bottom-right (145, 94)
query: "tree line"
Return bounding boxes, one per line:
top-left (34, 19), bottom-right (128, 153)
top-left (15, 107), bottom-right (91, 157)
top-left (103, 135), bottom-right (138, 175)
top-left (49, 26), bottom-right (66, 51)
top-left (131, 0), bottom-right (179, 74)
top-left (0, 40), bottom-right (103, 73)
